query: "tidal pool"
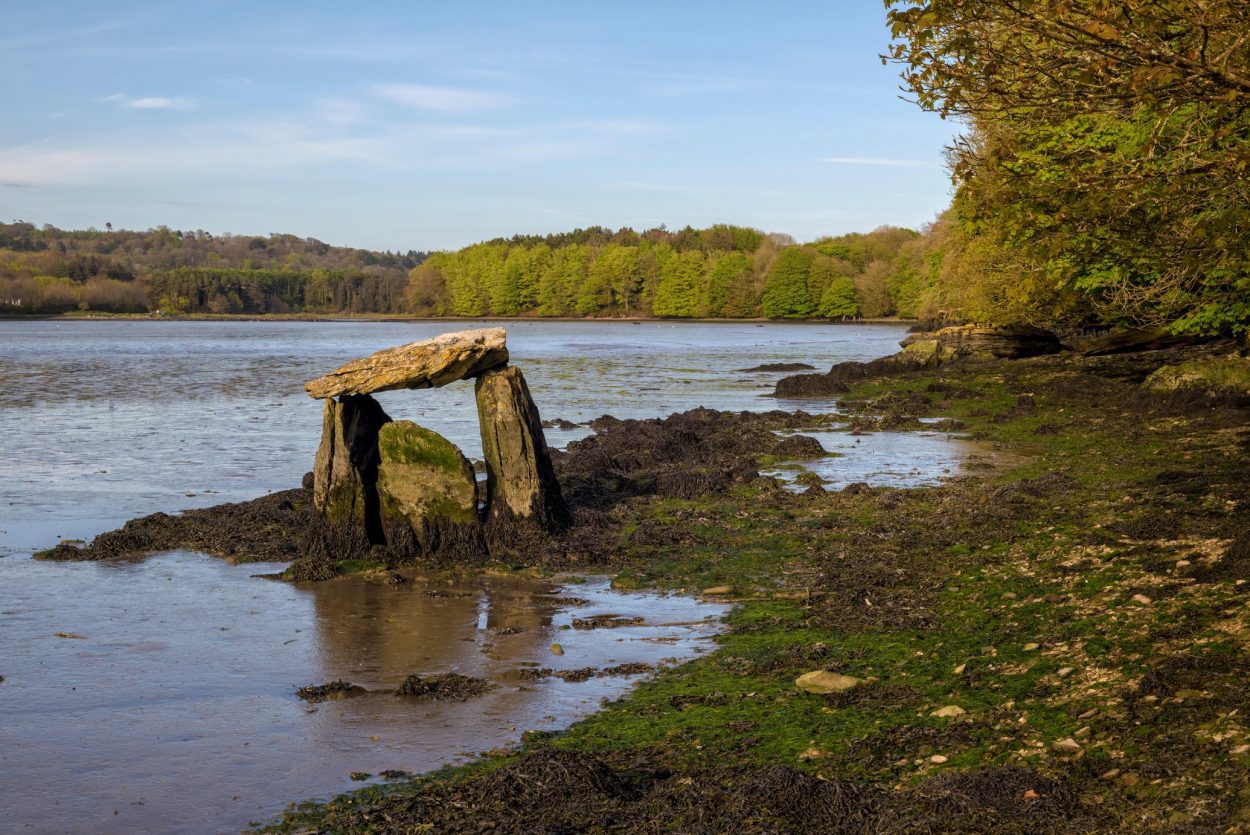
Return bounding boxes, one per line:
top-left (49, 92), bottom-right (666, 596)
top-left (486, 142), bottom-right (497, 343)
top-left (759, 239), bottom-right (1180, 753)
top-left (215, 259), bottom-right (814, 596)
top-left (0, 553), bottom-right (727, 834)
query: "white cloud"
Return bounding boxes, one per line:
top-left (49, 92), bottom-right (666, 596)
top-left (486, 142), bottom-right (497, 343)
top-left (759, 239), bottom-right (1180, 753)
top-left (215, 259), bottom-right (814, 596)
top-left (99, 93), bottom-right (125, 102)
top-left (820, 156), bottom-right (931, 168)
top-left (371, 83), bottom-right (512, 112)
top-left (127, 96), bottom-right (197, 110)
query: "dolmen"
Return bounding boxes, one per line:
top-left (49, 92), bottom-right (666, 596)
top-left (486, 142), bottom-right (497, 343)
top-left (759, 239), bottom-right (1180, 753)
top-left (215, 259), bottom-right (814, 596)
top-left (304, 328), bottom-right (569, 560)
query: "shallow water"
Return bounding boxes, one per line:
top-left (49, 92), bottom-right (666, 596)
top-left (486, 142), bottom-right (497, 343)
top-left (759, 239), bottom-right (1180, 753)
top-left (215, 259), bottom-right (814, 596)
top-left (0, 553), bottom-right (727, 833)
top-left (0, 319), bottom-right (911, 555)
top-left (0, 318), bottom-right (966, 833)
top-left (763, 428), bottom-right (985, 491)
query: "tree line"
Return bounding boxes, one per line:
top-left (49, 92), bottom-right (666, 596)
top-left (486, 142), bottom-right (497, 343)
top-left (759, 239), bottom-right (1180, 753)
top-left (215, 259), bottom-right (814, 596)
top-left (0, 223), bottom-right (423, 315)
top-left (1, 221), bottom-right (936, 320)
top-left (405, 224), bottom-right (930, 319)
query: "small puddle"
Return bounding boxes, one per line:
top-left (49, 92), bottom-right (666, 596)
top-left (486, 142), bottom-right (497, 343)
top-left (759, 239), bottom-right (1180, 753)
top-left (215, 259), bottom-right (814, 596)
top-left (761, 428), bottom-right (994, 491)
top-left (0, 552), bottom-right (728, 834)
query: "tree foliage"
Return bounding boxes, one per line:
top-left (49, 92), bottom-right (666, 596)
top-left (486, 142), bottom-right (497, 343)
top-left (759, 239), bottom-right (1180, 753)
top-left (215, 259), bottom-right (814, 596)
top-left (886, 0), bottom-right (1250, 336)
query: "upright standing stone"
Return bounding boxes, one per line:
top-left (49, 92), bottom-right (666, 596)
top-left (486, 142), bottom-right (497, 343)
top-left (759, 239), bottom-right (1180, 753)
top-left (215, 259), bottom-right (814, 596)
top-left (376, 421), bottom-right (481, 557)
top-left (475, 366), bottom-right (571, 533)
top-left (312, 394), bottom-right (392, 542)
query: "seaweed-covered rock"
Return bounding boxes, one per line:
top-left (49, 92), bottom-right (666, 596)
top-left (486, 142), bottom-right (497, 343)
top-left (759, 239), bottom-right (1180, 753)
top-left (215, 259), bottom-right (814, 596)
top-left (312, 394), bottom-right (391, 541)
top-left (395, 673), bottom-right (494, 701)
top-left (376, 421), bottom-right (481, 557)
top-left (475, 365), bottom-right (571, 533)
top-left (304, 328), bottom-right (508, 398)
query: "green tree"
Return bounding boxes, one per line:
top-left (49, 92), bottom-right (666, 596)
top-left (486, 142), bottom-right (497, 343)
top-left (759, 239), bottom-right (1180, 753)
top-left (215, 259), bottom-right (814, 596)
top-left (652, 250), bottom-right (706, 318)
top-left (818, 277), bottom-right (859, 320)
top-left (761, 247), bottom-right (816, 318)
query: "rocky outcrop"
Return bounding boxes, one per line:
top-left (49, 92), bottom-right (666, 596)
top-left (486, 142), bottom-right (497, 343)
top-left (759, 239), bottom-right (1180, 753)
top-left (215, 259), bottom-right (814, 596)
top-left (1065, 327), bottom-right (1204, 356)
top-left (475, 366), bottom-right (571, 533)
top-left (376, 421), bottom-right (481, 557)
top-left (305, 328), bottom-right (508, 399)
top-left (899, 325), bottom-right (1062, 361)
top-left (312, 394), bottom-right (392, 541)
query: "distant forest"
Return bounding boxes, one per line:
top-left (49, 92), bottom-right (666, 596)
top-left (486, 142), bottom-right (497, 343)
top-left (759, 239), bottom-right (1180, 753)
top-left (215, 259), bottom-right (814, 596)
top-left (0, 223), bottom-right (425, 316)
top-left (0, 221), bottom-right (935, 320)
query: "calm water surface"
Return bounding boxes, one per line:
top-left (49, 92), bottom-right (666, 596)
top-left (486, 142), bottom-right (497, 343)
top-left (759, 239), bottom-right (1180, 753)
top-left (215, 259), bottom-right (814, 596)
top-left (0, 319), bottom-right (968, 833)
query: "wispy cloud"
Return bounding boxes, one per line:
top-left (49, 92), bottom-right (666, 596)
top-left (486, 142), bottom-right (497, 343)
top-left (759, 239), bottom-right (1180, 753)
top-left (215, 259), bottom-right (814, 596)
top-left (371, 83), bottom-right (512, 112)
top-left (98, 93), bottom-right (198, 110)
top-left (127, 96), bottom-right (197, 110)
top-left (820, 156), bottom-right (932, 168)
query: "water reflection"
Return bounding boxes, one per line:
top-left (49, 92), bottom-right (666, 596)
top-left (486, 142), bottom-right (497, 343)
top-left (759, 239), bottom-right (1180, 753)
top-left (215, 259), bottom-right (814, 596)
top-left (0, 552), bottom-right (726, 834)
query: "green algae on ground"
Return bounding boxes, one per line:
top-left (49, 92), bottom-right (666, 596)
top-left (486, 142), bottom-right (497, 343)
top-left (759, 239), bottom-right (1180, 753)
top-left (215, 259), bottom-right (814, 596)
top-left (250, 348), bottom-right (1250, 831)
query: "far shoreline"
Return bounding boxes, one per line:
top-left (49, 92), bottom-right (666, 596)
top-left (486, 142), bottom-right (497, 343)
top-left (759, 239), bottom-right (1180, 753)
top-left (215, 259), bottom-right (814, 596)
top-left (1, 311), bottom-right (917, 327)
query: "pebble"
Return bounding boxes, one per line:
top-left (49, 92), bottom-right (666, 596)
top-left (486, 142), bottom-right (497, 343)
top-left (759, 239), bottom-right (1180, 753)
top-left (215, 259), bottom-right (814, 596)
top-left (1176, 560), bottom-right (1191, 568)
top-left (953, 663), bottom-right (967, 675)
top-left (928, 755), bottom-right (948, 764)
top-left (702, 586), bottom-right (734, 596)
top-left (931, 705), bottom-right (967, 718)
top-left (1131, 593), bottom-right (1153, 605)
top-left (1232, 744), bottom-right (1250, 755)
top-left (1023, 643), bottom-right (1040, 652)
top-left (795, 671), bottom-right (862, 695)
top-left (549, 643), bottom-right (564, 656)
top-left (1057, 667), bottom-right (1075, 678)
top-left (1052, 738), bottom-right (1082, 754)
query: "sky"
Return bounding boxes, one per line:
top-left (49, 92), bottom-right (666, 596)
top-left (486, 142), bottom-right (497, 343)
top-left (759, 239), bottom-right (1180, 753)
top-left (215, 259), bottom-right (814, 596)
top-left (1, 1), bottom-right (960, 252)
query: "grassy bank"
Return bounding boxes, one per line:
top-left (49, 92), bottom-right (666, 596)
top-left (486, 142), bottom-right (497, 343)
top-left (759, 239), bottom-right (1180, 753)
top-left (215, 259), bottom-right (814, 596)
top-left (264, 348), bottom-right (1249, 833)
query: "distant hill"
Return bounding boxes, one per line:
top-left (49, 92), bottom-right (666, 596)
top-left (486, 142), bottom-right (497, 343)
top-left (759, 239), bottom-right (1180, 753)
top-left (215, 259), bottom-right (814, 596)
top-left (0, 222), bottom-right (426, 315)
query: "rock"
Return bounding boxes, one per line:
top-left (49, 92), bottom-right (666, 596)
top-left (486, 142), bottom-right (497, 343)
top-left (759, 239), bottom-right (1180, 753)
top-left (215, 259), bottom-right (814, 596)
top-left (901, 325), bottom-right (1062, 360)
top-left (842, 482), bottom-right (871, 495)
top-left (1067, 326), bottom-right (1203, 356)
top-left (1131, 593), bottom-right (1153, 605)
top-left (898, 338), bottom-right (948, 368)
top-left (296, 680), bottom-right (367, 702)
top-left (549, 643), bottom-right (564, 656)
top-left (1143, 355), bottom-right (1250, 397)
top-left (375, 421), bottom-right (481, 557)
top-left (795, 671), bottom-right (862, 695)
top-left (304, 328), bottom-right (508, 399)
top-left (1052, 738), bottom-right (1081, 754)
top-left (928, 755), bottom-right (949, 764)
top-left (702, 585), bottom-right (734, 596)
top-left (475, 366), bottom-right (571, 533)
top-left (931, 705), bottom-right (967, 718)
top-left (773, 434), bottom-right (827, 459)
top-left (1057, 667), bottom-right (1075, 678)
top-left (395, 672), bottom-right (494, 701)
top-left (312, 395), bottom-right (392, 540)
top-left (1022, 643), bottom-right (1040, 651)
top-left (736, 362), bottom-right (817, 372)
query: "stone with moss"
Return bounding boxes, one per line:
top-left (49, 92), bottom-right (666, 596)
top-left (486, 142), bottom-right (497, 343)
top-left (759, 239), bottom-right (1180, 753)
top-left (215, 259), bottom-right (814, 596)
top-left (376, 420), bottom-right (481, 557)
top-left (1143, 355), bottom-right (1250, 397)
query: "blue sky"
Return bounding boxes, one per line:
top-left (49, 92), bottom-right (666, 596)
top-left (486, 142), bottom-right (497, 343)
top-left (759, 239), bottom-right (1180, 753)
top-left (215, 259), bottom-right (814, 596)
top-left (1, 1), bottom-right (959, 251)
